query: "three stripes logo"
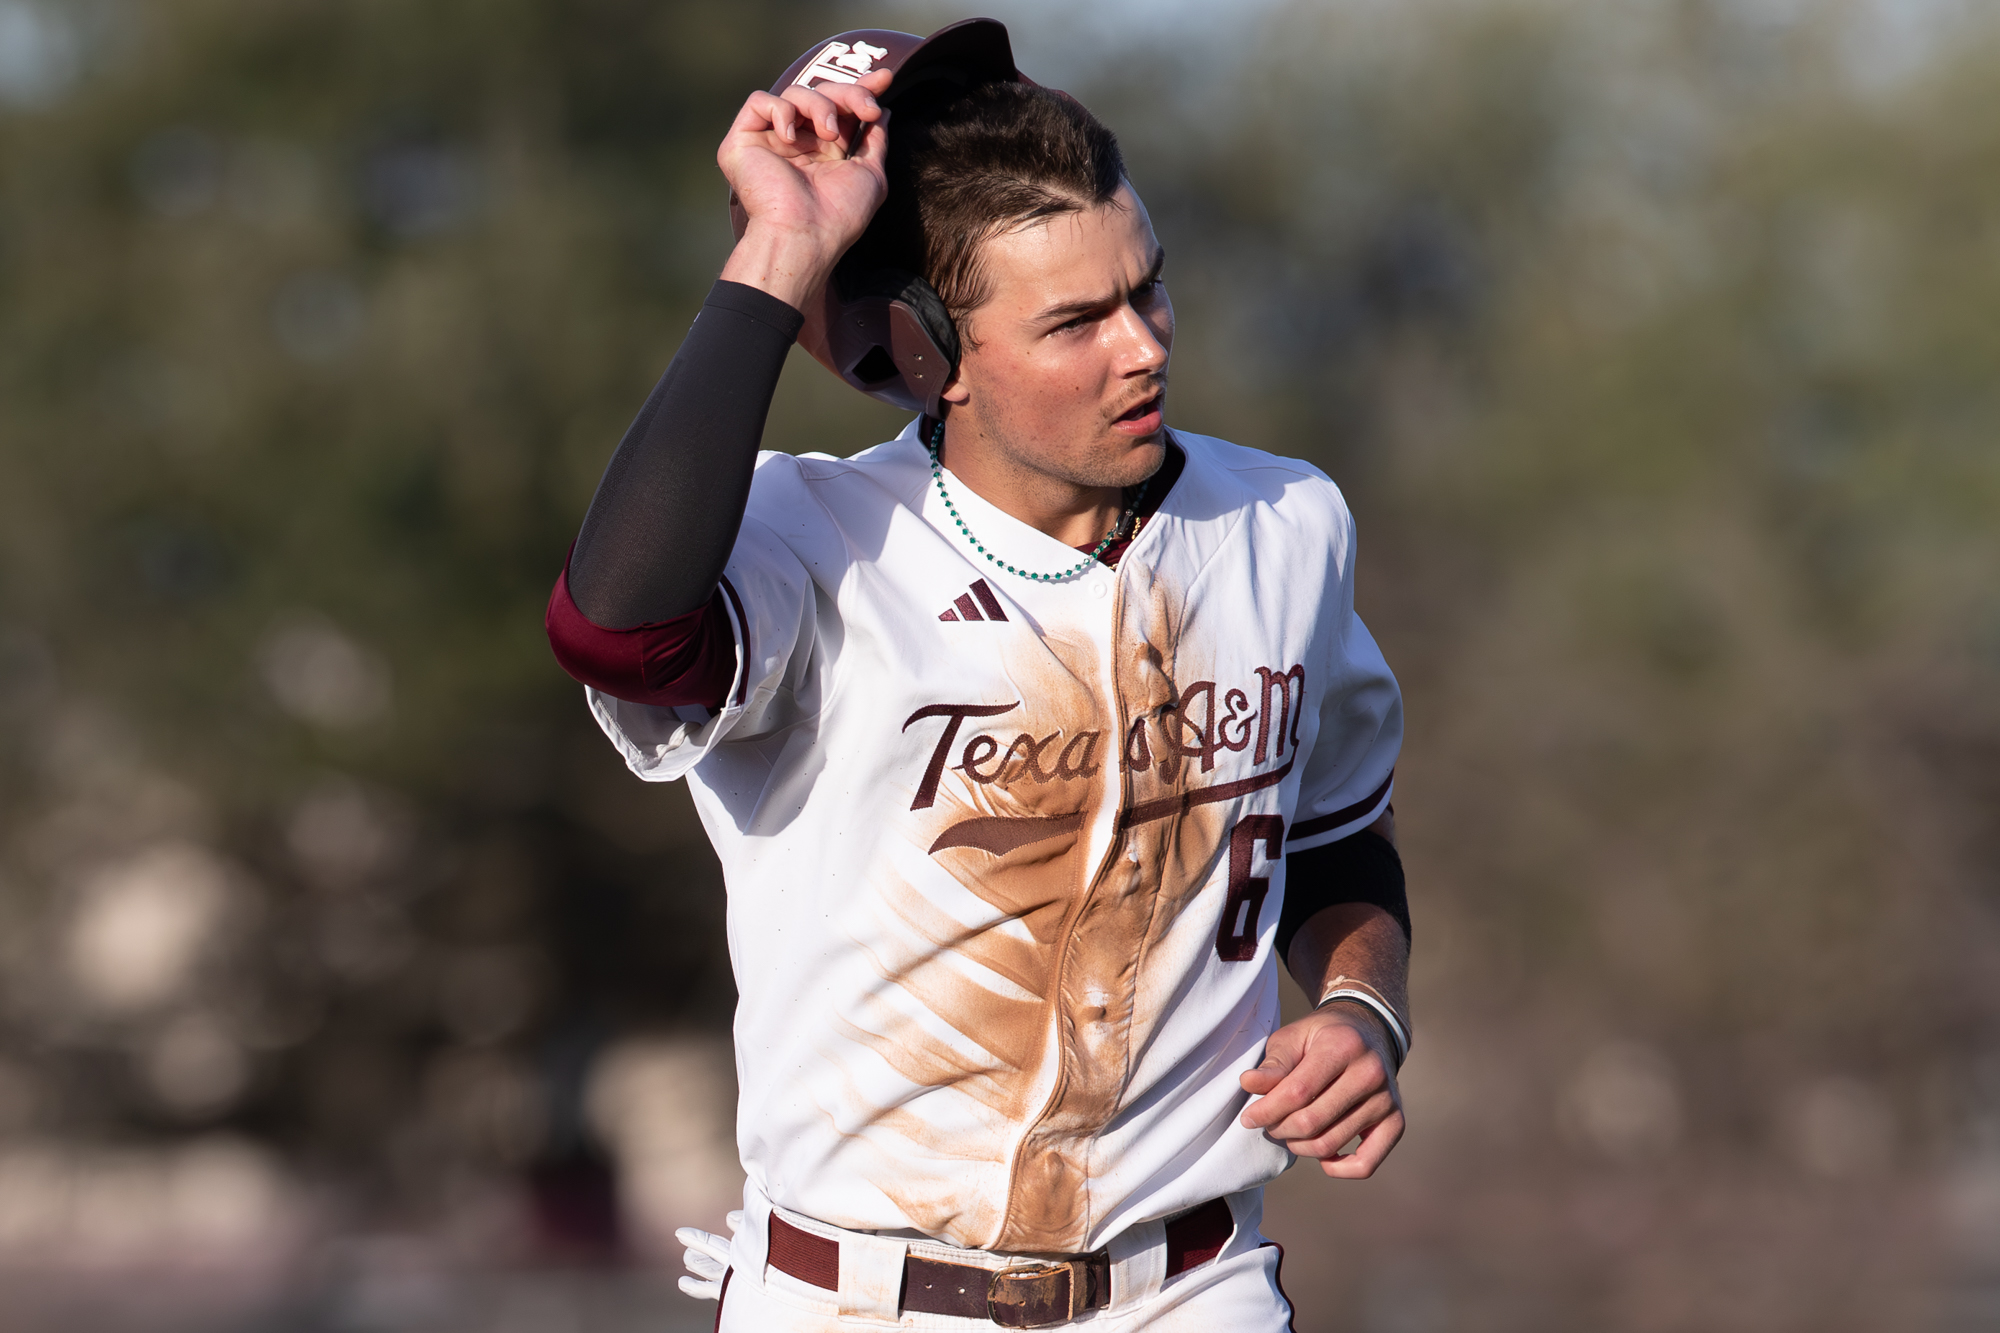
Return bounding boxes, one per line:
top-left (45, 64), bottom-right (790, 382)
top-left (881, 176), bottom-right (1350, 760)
top-left (938, 579), bottom-right (1009, 623)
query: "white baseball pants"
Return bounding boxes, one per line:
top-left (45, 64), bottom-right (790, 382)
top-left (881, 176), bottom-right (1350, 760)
top-left (682, 1187), bottom-right (1299, 1332)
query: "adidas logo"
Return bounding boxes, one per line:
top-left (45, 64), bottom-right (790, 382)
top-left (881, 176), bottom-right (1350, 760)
top-left (938, 579), bottom-right (1010, 623)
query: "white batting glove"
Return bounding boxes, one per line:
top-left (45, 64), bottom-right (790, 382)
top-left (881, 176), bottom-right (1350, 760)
top-left (675, 1211), bottom-right (742, 1301)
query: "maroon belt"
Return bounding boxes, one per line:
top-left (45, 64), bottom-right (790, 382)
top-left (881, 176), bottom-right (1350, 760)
top-left (766, 1197), bottom-right (1234, 1329)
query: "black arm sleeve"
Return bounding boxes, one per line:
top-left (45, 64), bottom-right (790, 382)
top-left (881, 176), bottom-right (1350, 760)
top-left (1277, 830), bottom-right (1410, 965)
top-left (567, 280), bottom-right (806, 628)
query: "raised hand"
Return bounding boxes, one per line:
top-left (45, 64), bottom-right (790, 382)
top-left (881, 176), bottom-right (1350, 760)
top-left (718, 68), bottom-right (893, 309)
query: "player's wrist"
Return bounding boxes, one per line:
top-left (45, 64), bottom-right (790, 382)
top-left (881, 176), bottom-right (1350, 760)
top-left (1313, 976), bottom-right (1410, 1070)
top-left (1315, 999), bottom-right (1399, 1069)
top-left (720, 223), bottom-right (837, 313)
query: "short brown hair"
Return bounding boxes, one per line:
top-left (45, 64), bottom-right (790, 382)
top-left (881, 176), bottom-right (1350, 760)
top-left (858, 81), bottom-right (1127, 335)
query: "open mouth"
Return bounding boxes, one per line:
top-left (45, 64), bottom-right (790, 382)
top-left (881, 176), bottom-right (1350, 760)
top-left (1114, 393), bottom-right (1164, 426)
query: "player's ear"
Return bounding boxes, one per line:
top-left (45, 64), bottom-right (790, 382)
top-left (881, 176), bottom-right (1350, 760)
top-left (938, 317), bottom-right (973, 407)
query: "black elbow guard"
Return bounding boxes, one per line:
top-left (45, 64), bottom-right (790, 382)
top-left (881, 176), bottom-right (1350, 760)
top-left (1277, 829), bottom-right (1409, 964)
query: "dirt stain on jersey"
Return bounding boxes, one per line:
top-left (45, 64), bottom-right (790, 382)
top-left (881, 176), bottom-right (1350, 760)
top-left (840, 622), bottom-right (1108, 1249)
top-left (998, 567), bottom-right (1239, 1252)
top-left (840, 566), bottom-right (1252, 1254)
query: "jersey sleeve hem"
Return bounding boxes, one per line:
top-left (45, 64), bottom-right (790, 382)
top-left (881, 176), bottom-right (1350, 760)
top-left (1284, 769), bottom-right (1394, 853)
top-left (584, 576), bottom-right (756, 782)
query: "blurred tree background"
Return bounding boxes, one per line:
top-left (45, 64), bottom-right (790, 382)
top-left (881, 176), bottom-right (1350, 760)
top-left (1, 0), bottom-right (1998, 1329)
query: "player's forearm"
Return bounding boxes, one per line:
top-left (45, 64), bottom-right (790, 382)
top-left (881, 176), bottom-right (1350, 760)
top-left (1285, 901), bottom-right (1410, 1061)
top-left (566, 279), bottom-right (804, 628)
top-left (1286, 903), bottom-right (1409, 1016)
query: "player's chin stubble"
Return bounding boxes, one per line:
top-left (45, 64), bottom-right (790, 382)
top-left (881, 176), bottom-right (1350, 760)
top-left (993, 389), bottom-right (1170, 493)
top-left (1090, 391), bottom-right (1172, 490)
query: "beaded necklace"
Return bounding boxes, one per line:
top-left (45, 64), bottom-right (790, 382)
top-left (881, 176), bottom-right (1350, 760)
top-left (926, 416), bottom-right (1147, 583)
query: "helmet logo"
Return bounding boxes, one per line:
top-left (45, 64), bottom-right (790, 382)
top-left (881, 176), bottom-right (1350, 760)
top-left (794, 40), bottom-right (891, 88)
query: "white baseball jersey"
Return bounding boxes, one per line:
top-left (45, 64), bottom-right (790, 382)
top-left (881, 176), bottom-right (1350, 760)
top-left (587, 419), bottom-right (1401, 1255)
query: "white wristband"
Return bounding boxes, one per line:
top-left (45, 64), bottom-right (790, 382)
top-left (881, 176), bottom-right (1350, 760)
top-left (1316, 988), bottom-right (1410, 1068)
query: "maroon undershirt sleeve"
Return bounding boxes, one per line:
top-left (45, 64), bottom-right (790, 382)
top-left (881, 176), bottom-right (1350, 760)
top-left (546, 564), bottom-right (738, 710)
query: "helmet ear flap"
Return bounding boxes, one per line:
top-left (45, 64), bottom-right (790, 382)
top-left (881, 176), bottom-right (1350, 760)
top-left (824, 267), bottom-right (961, 417)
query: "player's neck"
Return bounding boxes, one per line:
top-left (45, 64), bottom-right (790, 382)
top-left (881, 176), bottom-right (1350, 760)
top-left (933, 419), bottom-right (1132, 549)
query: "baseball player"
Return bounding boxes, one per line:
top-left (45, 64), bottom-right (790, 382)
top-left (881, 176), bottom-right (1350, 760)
top-left (547, 19), bottom-right (1410, 1330)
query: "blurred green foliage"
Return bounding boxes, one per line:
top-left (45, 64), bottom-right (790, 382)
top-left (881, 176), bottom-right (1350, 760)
top-left (2, 0), bottom-right (2000, 1322)
top-left (0, 0), bottom-right (886, 1182)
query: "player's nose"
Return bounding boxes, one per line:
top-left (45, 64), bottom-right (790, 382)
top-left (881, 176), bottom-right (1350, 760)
top-left (1107, 302), bottom-right (1170, 373)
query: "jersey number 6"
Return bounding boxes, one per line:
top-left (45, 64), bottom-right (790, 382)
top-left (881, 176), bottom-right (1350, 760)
top-left (1216, 815), bottom-right (1285, 961)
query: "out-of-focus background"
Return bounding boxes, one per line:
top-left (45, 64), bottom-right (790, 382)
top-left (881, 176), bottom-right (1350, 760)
top-left (1, 0), bottom-right (1997, 1328)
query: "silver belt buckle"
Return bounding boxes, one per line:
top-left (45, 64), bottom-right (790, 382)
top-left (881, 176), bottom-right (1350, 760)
top-left (986, 1258), bottom-right (1085, 1328)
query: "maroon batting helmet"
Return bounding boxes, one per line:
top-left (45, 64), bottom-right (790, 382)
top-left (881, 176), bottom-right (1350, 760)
top-left (730, 19), bottom-right (1021, 417)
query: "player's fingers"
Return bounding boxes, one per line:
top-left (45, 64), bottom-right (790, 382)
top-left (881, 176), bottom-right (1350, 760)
top-left (727, 91), bottom-right (772, 135)
top-left (744, 91), bottom-right (803, 145)
top-left (771, 98), bottom-right (802, 145)
top-left (1240, 1060), bottom-right (1337, 1131)
top-left (1260, 1045), bottom-right (1392, 1141)
top-left (1315, 1108), bottom-right (1406, 1179)
top-left (1261, 1080), bottom-right (1367, 1145)
top-left (1240, 1022), bottom-right (1368, 1129)
top-left (1283, 1087), bottom-right (1398, 1159)
top-left (820, 86), bottom-right (888, 163)
top-left (1238, 1047), bottom-right (1291, 1091)
top-left (780, 84), bottom-right (848, 144)
top-left (851, 107), bottom-right (891, 169)
top-left (815, 79), bottom-right (887, 128)
top-left (1237, 1036), bottom-right (1306, 1115)
top-left (731, 90), bottom-right (793, 139)
top-left (1259, 1067), bottom-right (1374, 1143)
